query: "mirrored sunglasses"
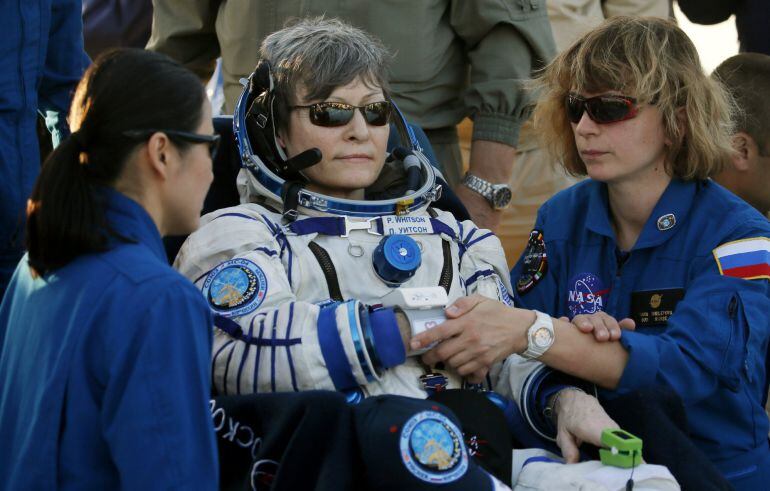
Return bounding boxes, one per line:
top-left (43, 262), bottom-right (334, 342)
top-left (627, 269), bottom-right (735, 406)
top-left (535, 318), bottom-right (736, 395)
top-left (566, 94), bottom-right (638, 124)
top-left (292, 101), bottom-right (392, 127)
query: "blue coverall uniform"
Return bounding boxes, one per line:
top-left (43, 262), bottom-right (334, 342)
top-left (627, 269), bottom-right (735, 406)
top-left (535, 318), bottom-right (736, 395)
top-left (511, 178), bottom-right (770, 490)
top-left (0, 189), bottom-right (218, 490)
top-left (0, 0), bottom-right (89, 299)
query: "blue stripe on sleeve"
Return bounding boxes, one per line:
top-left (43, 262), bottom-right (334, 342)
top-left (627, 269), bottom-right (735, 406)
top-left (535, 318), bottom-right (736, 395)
top-left (428, 218), bottom-right (457, 239)
top-left (211, 212), bottom-right (263, 222)
top-left (464, 227), bottom-right (478, 243)
top-left (317, 305), bottom-right (357, 390)
top-left (253, 317), bottom-right (266, 393)
top-left (270, 310), bottom-right (278, 392)
top-left (234, 317), bottom-right (255, 395)
top-left (464, 269), bottom-right (495, 289)
top-left (465, 232), bottom-right (495, 248)
top-left (253, 247), bottom-right (278, 257)
top-left (285, 303), bottom-right (299, 391)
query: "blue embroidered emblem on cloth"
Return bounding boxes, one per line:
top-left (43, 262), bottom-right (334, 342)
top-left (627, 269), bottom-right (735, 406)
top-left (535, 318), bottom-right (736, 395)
top-left (399, 411), bottom-right (468, 483)
top-left (203, 258), bottom-right (267, 317)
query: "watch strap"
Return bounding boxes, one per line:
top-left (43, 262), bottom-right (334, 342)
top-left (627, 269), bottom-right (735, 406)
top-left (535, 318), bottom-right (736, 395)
top-left (521, 310), bottom-right (555, 359)
top-left (461, 172), bottom-right (495, 201)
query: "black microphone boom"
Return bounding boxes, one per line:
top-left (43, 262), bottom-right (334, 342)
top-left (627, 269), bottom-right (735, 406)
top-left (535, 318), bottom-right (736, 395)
top-left (285, 148), bottom-right (322, 172)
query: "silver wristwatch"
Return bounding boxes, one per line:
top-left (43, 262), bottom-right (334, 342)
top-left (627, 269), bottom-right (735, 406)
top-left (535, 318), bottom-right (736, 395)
top-left (521, 310), bottom-right (555, 359)
top-left (461, 173), bottom-right (512, 210)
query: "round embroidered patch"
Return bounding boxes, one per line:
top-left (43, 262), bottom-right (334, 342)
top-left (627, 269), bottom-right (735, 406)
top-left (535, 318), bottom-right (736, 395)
top-left (203, 258), bottom-right (267, 317)
top-left (516, 229), bottom-right (548, 295)
top-left (567, 272), bottom-right (608, 317)
top-left (400, 410), bottom-right (468, 484)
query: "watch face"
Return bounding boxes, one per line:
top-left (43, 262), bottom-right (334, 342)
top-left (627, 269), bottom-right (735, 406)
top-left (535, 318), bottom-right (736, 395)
top-left (533, 326), bottom-right (553, 348)
top-left (492, 187), bottom-right (512, 209)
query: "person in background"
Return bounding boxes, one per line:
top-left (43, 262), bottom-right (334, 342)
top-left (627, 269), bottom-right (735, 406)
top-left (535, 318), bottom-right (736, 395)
top-left (82, 0), bottom-right (153, 59)
top-left (0, 0), bottom-right (89, 300)
top-left (0, 49), bottom-right (219, 490)
top-left (411, 16), bottom-right (770, 490)
top-left (147, 0), bottom-right (557, 232)
top-left (677, 0), bottom-right (770, 56)
top-left (712, 53), bottom-right (770, 216)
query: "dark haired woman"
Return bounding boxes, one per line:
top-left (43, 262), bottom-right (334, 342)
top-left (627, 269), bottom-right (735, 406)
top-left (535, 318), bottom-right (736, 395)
top-left (0, 49), bottom-right (218, 489)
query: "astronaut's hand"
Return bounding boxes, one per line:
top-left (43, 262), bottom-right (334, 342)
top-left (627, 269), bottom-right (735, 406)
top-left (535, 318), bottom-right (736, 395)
top-left (412, 295), bottom-right (526, 381)
top-left (552, 389), bottom-right (620, 463)
top-left (559, 313), bottom-right (635, 342)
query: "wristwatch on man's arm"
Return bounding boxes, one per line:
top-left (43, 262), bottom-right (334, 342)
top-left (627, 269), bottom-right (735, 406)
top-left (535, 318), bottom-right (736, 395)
top-left (461, 172), bottom-right (513, 210)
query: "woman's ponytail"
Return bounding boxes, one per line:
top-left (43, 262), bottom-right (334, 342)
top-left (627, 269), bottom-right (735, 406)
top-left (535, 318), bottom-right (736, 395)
top-left (26, 132), bottom-right (105, 275)
top-left (25, 48), bottom-right (205, 276)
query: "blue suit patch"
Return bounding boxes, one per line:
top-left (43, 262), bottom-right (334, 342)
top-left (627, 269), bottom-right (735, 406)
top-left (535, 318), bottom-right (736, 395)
top-left (203, 259), bottom-right (268, 317)
top-left (399, 410), bottom-right (468, 483)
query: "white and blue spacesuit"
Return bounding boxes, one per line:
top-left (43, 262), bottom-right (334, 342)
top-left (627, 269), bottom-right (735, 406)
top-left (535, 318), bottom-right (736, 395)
top-left (174, 65), bottom-right (520, 401)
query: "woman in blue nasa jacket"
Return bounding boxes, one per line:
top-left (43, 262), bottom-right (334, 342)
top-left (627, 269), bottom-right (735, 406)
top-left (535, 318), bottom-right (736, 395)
top-left (0, 49), bottom-right (219, 490)
top-left (411, 17), bottom-right (770, 489)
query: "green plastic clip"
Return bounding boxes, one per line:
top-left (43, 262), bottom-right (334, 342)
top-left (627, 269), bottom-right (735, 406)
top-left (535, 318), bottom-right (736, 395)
top-left (599, 428), bottom-right (642, 468)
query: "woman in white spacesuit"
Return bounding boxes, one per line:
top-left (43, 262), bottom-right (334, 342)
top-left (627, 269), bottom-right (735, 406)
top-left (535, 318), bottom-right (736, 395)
top-left (174, 17), bottom-right (616, 459)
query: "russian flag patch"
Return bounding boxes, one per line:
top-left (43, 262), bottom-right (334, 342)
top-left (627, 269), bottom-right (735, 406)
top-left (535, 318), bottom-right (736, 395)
top-left (713, 238), bottom-right (770, 280)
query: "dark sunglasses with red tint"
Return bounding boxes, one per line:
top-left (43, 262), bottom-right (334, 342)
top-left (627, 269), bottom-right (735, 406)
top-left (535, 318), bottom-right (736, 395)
top-left (123, 129), bottom-right (221, 160)
top-left (291, 101), bottom-right (392, 127)
top-left (566, 94), bottom-right (638, 124)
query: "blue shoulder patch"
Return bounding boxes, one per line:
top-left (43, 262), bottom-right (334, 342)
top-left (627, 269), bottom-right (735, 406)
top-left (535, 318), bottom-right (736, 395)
top-left (400, 410), bottom-right (468, 483)
top-left (202, 258), bottom-right (268, 317)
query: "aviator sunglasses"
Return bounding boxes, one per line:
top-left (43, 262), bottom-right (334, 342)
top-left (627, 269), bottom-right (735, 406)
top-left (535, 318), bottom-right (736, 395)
top-left (291, 101), bottom-right (392, 127)
top-left (566, 93), bottom-right (638, 124)
top-left (123, 129), bottom-right (221, 160)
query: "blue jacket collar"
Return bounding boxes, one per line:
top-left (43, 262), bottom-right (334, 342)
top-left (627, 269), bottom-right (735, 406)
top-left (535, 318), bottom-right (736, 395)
top-left (101, 188), bottom-right (166, 262)
top-left (585, 178), bottom-right (699, 250)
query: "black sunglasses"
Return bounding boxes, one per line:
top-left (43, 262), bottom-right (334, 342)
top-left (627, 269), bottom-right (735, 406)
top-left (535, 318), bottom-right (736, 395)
top-left (123, 129), bottom-right (221, 160)
top-left (291, 101), bottom-right (391, 127)
top-left (566, 94), bottom-right (638, 124)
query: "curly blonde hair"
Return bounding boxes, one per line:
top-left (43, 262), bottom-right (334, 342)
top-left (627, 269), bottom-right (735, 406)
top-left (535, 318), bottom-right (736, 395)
top-left (533, 16), bottom-right (736, 179)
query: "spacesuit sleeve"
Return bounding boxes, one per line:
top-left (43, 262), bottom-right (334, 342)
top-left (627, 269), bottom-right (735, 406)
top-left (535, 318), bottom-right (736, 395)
top-left (455, 219), bottom-right (515, 306)
top-left (615, 230), bottom-right (770, 405)
top-left (174, 212), bottom-right (406, 396)
top-left (454, 216), bottom-right (560, 433)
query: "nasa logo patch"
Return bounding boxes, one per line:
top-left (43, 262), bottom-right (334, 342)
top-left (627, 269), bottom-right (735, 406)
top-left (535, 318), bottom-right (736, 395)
top-left (567, 272), bottom-right (608, 317)
top-left (400, 410), bottom-right (468, 484)
top-left (203, 258), bottom-right (267, 318)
